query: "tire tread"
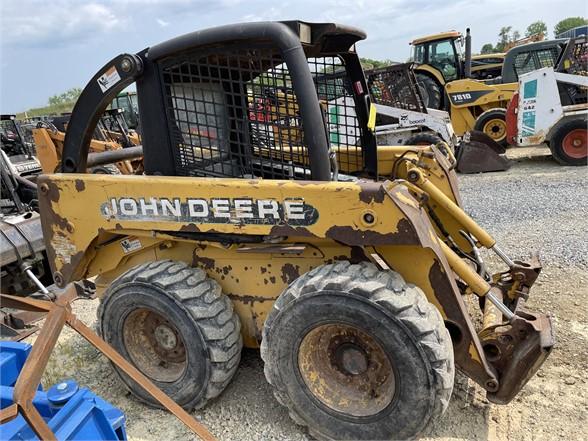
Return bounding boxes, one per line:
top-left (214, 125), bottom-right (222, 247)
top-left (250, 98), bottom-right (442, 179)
top-left (260, 261), bottom-right (454, 438)
top-left (99, 259), bottom-right (242, 410)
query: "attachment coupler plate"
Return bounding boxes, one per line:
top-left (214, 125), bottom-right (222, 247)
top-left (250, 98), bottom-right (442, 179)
top-left (482, 309), bottom-right (554, 404)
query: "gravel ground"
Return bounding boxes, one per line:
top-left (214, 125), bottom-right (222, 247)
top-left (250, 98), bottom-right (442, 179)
top-left (17, 147), bottom-right (588, 440)
top-left (459, 147), bottom-right (588, 268)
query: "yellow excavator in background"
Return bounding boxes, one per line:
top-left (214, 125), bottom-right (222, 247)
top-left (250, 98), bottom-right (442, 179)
top-left (410, 29), bottom-right (504, 109)
top-left (410, 29), bottom-right (545, 112)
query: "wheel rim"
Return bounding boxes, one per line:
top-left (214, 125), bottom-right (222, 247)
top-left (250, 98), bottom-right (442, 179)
top-left (297, 323), bottom-right (395, 417)
top-left (562, 129), bottom-right (587, 159)
top-left (123, 308), bottom-right (187, 382)
top-left (482, 117), bottom-right (506, 141)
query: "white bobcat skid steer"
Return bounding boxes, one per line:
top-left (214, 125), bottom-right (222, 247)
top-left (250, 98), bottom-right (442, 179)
top-left (507, 67), bottom-right (587, 166)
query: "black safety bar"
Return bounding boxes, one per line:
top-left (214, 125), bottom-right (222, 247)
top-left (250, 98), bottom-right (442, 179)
top-left (62, 21), bottom-right (369, 181)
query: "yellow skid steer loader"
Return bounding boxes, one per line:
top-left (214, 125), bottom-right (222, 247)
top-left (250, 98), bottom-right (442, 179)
top-left (38, 21), bottom-right (553, 440)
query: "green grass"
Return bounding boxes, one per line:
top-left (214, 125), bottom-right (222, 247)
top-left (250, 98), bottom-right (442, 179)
top-left (16, 101), bottom-right (77, 119)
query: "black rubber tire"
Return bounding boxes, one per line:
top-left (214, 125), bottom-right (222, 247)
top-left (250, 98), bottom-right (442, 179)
top-left (91, 164), bottom-right (121, 174)
top-left (405, 132), bottom-right (442, 146)
top-left (416, 73), bottom-right (442, 109)
top-left (473, 108), bottom-right (508, 147)
top-left (53, 162), bottom-right (121, 174)
top-left (548, 119), bottom-right (587, 166)
top-left (261, 261), bottom-right (454, 441)
top-left (98, 260), bottom-right (242, 410)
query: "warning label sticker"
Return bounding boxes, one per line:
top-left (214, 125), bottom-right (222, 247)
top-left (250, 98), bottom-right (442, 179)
top-left (97, 66), bottom-right (121, 92)
top-left (120, 237), bottom-right (142, 254)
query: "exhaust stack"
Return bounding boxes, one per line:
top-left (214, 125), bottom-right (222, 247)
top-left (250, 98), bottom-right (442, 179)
top-left (464, 28), bottom-right (472, 78)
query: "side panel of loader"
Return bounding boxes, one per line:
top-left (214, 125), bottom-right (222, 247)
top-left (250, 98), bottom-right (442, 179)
top-left (445, 79), bottom-right (518, 136)
top-left (37, 173), bottom-right (496, 387)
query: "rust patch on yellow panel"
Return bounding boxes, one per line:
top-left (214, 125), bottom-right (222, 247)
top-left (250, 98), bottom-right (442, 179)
top-left (281, 263), bottom-right (301, 284)
top-left (357, 182), bottom-right (386, 204)
top-left (44, 179), bottom-right (61, 203)
top-left (228, 294), bottom-right (270, 305)
top-left (169, 241), bottom-right (356, 347)
top-left (180, 223), bottom-right (200, 232)
top-left (269, 225), bottom-right (316, 238)
top-left (325, 219), bottom-right (419, 247)
top-left (192, 254), bottom-right (215, 270)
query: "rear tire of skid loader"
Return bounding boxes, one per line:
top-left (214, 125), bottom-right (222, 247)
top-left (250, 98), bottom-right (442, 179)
top-left (405, 132), bottom-right (442, 146)
top-left (549, 119), bottom-right (587, 166)
top-left (90, 164), bottom-right (121, 174)
top-left (261, 261), bottom-right (454, 440)
top-left (474, 108), bottom-right (508, 147)
top-left (98, 260), bottom-right (242, 410)
top-left (53, 162), bottom-right (121, 174)
top-left (416, 73), bottom-right (442, 109)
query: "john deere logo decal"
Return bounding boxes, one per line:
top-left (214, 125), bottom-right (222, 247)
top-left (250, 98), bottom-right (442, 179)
top-left (101, 197), bottom-right (318, 226)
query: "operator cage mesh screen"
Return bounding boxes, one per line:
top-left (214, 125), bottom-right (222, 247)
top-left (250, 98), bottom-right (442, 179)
top-left (160, 46), bottom-right (364, 179)
top-left (513, 47), bottom-right (560, 78)
top-left (365, 64), bottom-right (426, 112)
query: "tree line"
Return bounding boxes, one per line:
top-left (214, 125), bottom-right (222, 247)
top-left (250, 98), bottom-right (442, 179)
top-left (47, 87), bottom-right (83, 106)
top-left (480, 17), bottom-right (587, 54)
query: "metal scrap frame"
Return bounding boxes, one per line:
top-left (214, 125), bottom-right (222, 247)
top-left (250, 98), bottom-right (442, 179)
top-left (0, 284), bottom-right (216, 441)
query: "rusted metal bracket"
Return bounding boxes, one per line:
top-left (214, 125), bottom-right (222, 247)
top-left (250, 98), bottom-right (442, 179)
top-left (0, 309), bottom-right (46, 341)
top-left (0, 285), bottom-right (216, 441)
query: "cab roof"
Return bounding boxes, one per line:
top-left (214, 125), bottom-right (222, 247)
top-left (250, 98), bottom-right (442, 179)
top-left (410, 31), bottom-right (461, 45)
top-left (472, 53), bottom-right (505, 60)
top-left (149, 21), bottom-right (367, 60)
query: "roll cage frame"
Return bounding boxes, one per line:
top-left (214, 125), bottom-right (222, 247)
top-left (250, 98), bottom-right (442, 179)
top-left (61, 21), bottom-right (378, 180)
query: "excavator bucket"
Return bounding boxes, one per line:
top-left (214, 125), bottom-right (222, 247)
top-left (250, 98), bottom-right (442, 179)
top-left (455, 131), bottom-right (510, 173)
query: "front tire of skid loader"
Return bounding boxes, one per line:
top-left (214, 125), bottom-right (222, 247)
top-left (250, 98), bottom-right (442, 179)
top-left (474, 108), bottom-right (508, 147)
top-left (261, 261), bottom-right (454, 440)
top-left (98, 260), bottom-right (242, 410)
top-left (405, 132), bottom-right (442, 146)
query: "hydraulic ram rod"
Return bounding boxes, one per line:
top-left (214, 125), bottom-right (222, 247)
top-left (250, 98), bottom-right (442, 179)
top-left (407, 168), bottom-right (495, 248)
top-left (438, 240), bottom-right (515, 320)
top-left (407, 168), bottom-right (517, 268)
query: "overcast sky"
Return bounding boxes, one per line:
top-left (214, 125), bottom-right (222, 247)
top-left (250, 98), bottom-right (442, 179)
top-left (1, 0), bottom-right (586, 112)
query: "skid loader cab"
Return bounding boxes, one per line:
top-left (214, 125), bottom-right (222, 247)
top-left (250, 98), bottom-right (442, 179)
top-left (446, 39), bottom-right (569, 147)
top-left (61, 21), bottom-right (377, 180)
top-left (498, 38), bottom-right (567, 84)
top-left (40, 21), bottom-right (554, 441)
